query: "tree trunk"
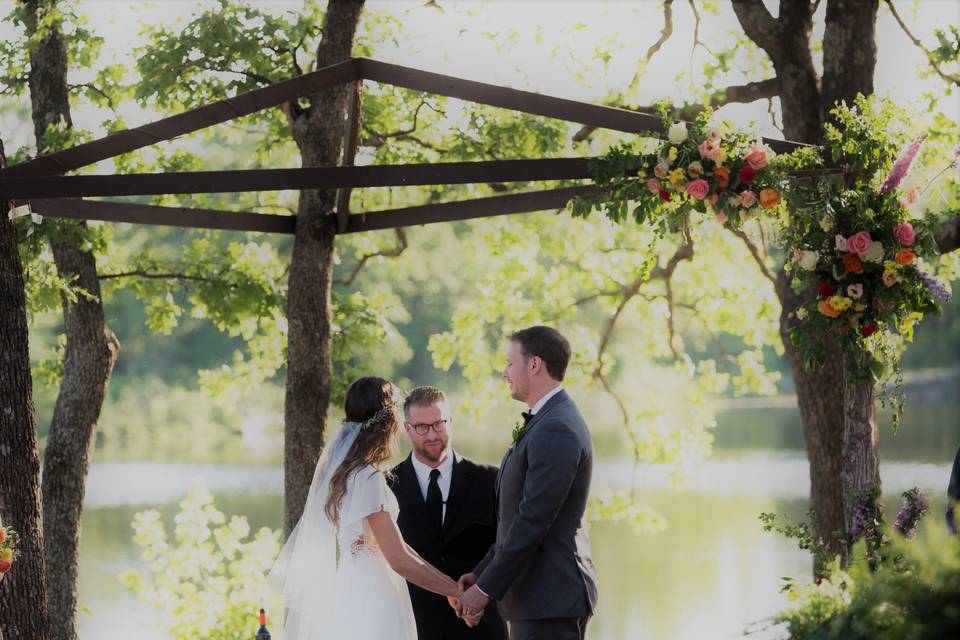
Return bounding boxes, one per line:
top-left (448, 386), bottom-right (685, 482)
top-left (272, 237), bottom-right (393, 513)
top-left (776, 274), bottom-right (847, 559)
top-left (283, 0), bottom-right (365, 535)
top-left (0, 137), bottom-right (50, 640)
top-left (841, 378), bottom-right (880, 537)
top-left (42, 242), bottom-right (119, 640)
top-left (24, 3), bottom-right (121, 638)
top-left (735, 0), bottom-right (882, 565)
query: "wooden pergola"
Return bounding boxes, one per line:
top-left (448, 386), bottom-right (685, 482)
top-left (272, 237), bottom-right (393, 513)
top-left (0, 58), bottom-right (806, 233)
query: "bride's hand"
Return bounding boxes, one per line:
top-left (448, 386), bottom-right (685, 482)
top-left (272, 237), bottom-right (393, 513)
top-left (447, 594), bottom-right (460, 612)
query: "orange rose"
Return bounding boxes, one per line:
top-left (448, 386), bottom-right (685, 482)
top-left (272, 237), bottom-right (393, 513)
top-left (0, 529), bottom-right (6, 545)
top-left (895, 249), bottom-right (915, 265)
top-left (759, 187), bottom-right (781, 209)
top-left (0, 558), bottom-right (11, 574)
top-left (843, 253), bottom-right (864, 274)
top-left (713, 166), bottom-right (730, 189)
top-left (818, 300), bottom-right (841, 318)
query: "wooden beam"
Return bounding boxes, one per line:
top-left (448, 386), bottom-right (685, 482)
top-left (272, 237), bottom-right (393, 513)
top-left (31, 198), bottom-right (296, 234)
top-left (4, 56), bottom-right (810, 182)
top-left (0, 158), bottom-right (594, 199)
top-left (30, 185), bottom-right (604, 234)
top-left (0, 59), bottom-right (361, 177)
top-left (356, 58), bottom-right (807, 155)
top-left (341, 185), bottom-right (604, 233)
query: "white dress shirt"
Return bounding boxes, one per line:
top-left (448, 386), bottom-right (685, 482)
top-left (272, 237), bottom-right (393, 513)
top-left (529, 385), bottom-right (564, 415)
top-left (411, 450), bottom-right (455, 524)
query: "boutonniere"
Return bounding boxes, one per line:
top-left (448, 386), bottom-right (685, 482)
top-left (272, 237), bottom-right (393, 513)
top-left (511, 420), bottom-right (530, 447)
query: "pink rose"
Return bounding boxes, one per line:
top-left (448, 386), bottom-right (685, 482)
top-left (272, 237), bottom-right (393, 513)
top-left (646, 178), bottom-right (661, 194)
top-left (707, 193), bottom-right (719, 205)
top-left (847, 283), bottom-right (864, 300)
top-left (893, 222), bottom-right (915, 246)
top-left (654, 162), bottom-right (670, 179)
top-left (847, 231), bottom-right (873, 256)
top-left (739, 190), bottom-right (758, 208)
top-left (883, 272), bottom-right (898, 287)
top-left (835, 234), bottom-right (849, 252)
top-left (744, 147), bottom-right (767, 170)
top-left (698, 140), bottom-right (720, 161)
top-left (685, 179), bottom-right (710, 200)
top-left (715, 211), bottom-right (728, 225)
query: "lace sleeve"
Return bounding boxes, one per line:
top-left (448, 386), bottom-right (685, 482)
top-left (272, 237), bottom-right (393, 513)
top-left (340, 468), bottom-right (396, 537)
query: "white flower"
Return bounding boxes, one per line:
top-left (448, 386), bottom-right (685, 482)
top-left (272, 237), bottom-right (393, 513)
top-left (798, 250), bottom-right (820, 271)
top-left (862, 241), bottom-right (885, 264)
top-left (796, 307), bottom-right (809, 320)
top-left (819, 215), bottom-right (834, 232)
top-left (668, 122), bottom-right (688, 144)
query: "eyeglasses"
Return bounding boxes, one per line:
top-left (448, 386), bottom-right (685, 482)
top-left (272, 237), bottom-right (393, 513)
top-left (406, 419), bottom-right (449, 435)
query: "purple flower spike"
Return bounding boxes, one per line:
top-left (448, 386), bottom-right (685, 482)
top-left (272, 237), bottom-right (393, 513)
top-left (917, 270), bottom-right (952, 303)
top-left (879, 136), bottom-right (927, 195)
top-left (951, 143), bottom-right (960, 169)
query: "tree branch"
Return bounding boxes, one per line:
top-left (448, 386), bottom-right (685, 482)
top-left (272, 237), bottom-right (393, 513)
top-left (731, 0), bottom-right (783, 61)
top-left (729, 226), bottom-right (777, 286)
top-left (574, 0), bottom-right (675, 143)
top-left (884, 0), bottom-right (960, 86)
top-left (68, 83), bottom-right (117, 112)
top-left (333, 228), bottom-right (408, 287)
top-left (99, 270), bottom-right (215, 283)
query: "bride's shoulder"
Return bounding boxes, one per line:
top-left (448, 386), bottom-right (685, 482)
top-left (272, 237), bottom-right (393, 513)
top-left (351, 465), bottom-right (383, 482)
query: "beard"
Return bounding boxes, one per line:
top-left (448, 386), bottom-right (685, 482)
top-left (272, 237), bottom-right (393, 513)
top-left (415, 440), bottom-right (448, 463)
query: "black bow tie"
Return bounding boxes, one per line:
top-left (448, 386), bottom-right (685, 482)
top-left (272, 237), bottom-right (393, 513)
top-left (522, 411), bottom-right (533, 425)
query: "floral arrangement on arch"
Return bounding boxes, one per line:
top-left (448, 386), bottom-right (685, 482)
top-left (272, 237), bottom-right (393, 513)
top-left (570, 108), bottom-right (784, 230)
top-left (0, 522), bottom-right (19, 578)
top-left (781, 97), bottom-right (956, 392)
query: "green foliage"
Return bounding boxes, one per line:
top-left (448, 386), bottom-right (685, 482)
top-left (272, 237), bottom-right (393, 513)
top-left (760, 509), bottom-right (836, 578)
top-left (121, 487), bottom-right (282, 640)
top-left (772, 532), bottom-right (960, 639)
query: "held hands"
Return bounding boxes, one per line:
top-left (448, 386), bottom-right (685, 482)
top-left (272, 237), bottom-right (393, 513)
top-left (451, 573), bottom-right (487, 627)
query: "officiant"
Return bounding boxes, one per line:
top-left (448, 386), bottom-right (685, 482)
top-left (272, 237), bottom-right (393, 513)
top-left (389, 386), bottom-right (507, 640)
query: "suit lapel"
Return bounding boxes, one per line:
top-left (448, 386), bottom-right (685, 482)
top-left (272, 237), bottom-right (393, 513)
top-left (398, 455), bottom-right (429, 520)
top-left (495, 390), bottom-right (570, 496)
top-left (440, 454), bottom-right (472, 540)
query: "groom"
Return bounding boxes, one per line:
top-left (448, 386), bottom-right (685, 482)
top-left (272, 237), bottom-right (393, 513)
top-left (456, 326), bottom-right (598, 639)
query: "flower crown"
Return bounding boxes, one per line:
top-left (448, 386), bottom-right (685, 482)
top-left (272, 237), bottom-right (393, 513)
top-left (344, 401), bottom-right (401, 432)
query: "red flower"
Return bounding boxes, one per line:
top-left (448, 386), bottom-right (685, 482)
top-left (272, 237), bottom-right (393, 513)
top-left (860, 323), bottom-right (878, 337)
top-left (739, 165), bottom-right (756, 184)
top-left (818, 282), bottom-right (837, 299)
top-left (659, 189), bottom-right (671, 202)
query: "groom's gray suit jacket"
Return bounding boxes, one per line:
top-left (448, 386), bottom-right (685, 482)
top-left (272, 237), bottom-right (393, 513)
top-left (474, 389), bottom-right (598, 621)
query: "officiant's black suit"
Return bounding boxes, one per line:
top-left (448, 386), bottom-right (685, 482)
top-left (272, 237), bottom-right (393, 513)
top-left (389, 454), bottom-right (507, 640)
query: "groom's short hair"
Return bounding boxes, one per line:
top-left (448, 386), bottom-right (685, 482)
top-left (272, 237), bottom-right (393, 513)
top-left (509, 326), bottom-right (571, 381)
top-left (403, 386), bottom-right (448, 420)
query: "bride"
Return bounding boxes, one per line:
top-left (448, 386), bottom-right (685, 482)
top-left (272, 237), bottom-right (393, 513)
top-left (266, 377), bottom-right (464, 639)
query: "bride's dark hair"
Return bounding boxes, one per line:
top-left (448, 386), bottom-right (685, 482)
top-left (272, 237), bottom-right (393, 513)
top-left (324, 376), bottom-right (400, 524)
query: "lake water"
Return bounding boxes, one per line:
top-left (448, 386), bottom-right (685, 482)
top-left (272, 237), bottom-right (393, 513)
top-left (75, 402), bottom-right (959, 640)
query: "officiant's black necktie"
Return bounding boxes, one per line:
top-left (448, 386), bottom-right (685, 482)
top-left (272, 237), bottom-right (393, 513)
top-left (427, 468), bottom-right (443, 531)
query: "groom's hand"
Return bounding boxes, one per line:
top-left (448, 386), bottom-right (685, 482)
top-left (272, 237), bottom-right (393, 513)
top-left (457, 584), bottom-right (489, 625)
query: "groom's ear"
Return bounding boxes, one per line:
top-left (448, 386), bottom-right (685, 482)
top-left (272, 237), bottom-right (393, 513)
top-left (528, 355), bottom-right (542, 375)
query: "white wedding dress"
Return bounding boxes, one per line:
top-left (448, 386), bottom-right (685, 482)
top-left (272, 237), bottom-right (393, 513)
top-left (327, 467), bottom-right (418, 639)
top-left (266, 421), bottom-right (418, 640)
